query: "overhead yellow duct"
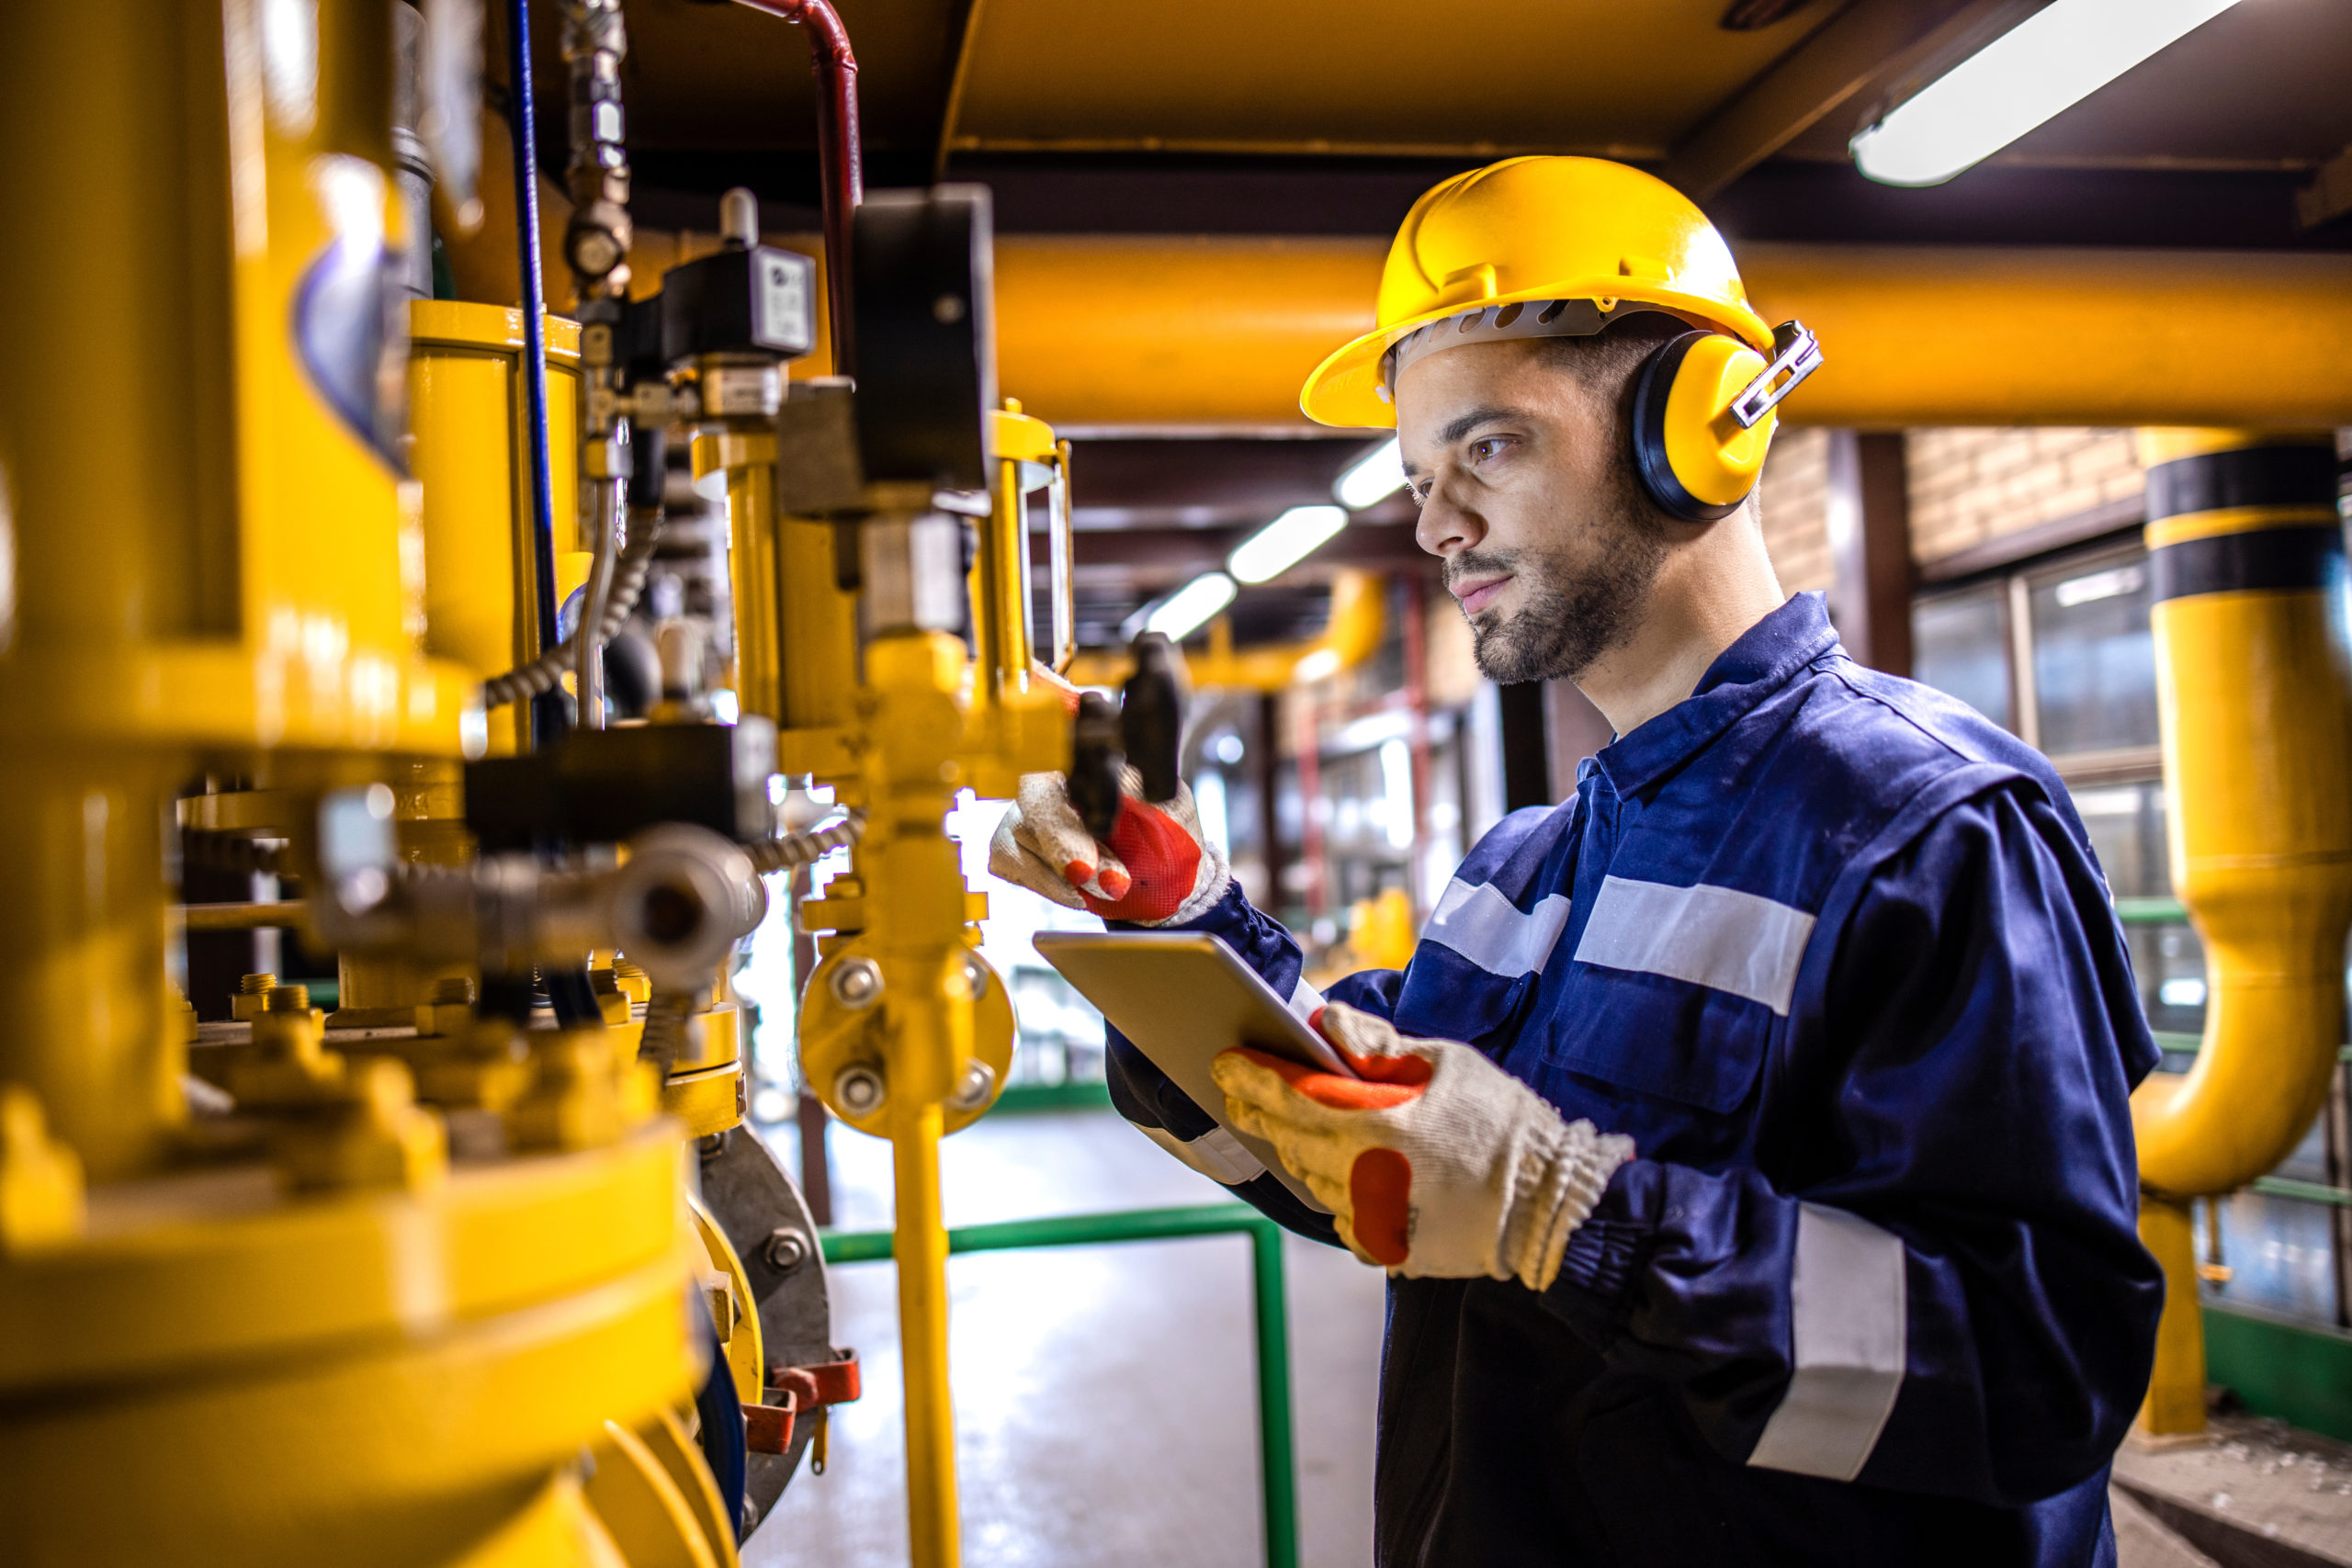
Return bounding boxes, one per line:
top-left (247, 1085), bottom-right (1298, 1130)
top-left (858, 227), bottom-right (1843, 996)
top-left (1066, 570), bottom-right (1386, 693)
top-left (2129, 429), bottom-right (2352, 1438)
top-left (990, 238), bottom-right (2352, 430)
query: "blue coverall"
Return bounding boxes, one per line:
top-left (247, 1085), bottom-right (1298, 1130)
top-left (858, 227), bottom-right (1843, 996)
top-left (1106, 593), bottom-right (2164, 1566)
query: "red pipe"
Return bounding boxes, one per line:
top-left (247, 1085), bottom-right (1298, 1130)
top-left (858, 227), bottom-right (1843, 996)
top-left (733, 0), bottom-right (863, 373)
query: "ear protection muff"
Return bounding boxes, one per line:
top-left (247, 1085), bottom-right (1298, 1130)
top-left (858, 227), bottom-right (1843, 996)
top-left (1629, 321), bottom-right (1821, 524)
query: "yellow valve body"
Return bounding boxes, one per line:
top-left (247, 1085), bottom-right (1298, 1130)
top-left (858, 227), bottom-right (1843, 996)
top-left (0, 1126), bottom-right (700, 1567)
top-left (410, 302), bottom-right (585, 758)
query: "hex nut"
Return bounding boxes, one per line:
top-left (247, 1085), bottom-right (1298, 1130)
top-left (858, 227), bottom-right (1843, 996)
top-left (833, 1064), bottom-right (887, 1117)
top-left (946, 1058), bottom-right (997, 1113)
top-left (765, 1227), bottom-right (810, 1273)
top-left (830, 958), bottom-right (883, 1010)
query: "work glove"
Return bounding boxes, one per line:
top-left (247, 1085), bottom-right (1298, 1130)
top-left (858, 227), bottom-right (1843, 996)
top-left (1212, 1002), bottom-right (1633, 1289)
top-left (988, 766), bottom-right (1230, 926)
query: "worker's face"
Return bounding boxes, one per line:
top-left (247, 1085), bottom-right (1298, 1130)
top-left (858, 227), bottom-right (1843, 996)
top-left (1396, 341), bottom-right (1665, 684)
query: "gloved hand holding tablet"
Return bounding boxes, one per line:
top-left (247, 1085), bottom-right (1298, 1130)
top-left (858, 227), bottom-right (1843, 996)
top-left (1031, 930), bottom-right (1356, 1211)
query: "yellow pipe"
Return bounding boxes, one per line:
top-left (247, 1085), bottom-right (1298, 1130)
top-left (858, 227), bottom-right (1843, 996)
top-left (695, 431), bottom-right (786, 728)
top-left (1067, 569), bottom-right (1386, 692)
top-left (2130, 428), bottom-right (2352, 1436)
top-left (989, 238), bottom-right (2352, 430)
top-left (410, 302), bottom-right (583, 756)
top-left (976, 403), bottom-right (1053, 708)
top-left (2138, 1196), bottom-right (2207, 1436)
top-left (891, 1102), bottom-right (958, 1568)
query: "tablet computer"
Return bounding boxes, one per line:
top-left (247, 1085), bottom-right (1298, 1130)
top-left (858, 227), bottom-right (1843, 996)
top-left (1031, 930), bottom-right (1355, 1211)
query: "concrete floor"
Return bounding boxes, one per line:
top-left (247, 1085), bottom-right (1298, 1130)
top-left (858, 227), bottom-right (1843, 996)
top-left (745, 1108), bottom-right (1387, 1568)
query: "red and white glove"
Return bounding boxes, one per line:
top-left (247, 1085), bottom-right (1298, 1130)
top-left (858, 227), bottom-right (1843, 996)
top-left (1211, 1002), bottom-right (1633, 1288)
top-left (987, 767), bottom-right (1230, 926)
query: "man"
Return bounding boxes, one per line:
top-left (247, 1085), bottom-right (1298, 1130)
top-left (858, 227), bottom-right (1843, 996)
top-left (992, 156), bottom-right (2161, 1566)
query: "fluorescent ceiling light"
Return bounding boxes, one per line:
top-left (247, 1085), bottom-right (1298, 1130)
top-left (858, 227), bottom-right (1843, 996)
top-left (1850, 0), bottom-right (2243, 187)
top-left (1292, 648), bottom-right (1342, 683)
top-left (1145, 571), bottom-right (1238, 642)
top-left (1229, 504), bottom-right (1348, 585)
top-left (1334, 438), bottom-right (1407, 510)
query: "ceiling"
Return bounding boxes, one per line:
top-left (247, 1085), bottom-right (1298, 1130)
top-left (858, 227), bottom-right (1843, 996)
top-left (512, 0), bottom-right (2352, 647)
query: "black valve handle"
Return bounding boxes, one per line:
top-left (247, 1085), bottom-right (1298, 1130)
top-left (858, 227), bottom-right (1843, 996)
top-left (1069, 691), bottom-right (1125, 841)
top-left (1121, 633), bottom-right (1183, 807)
top-left (1067, 633), bottom-right (1185, 840)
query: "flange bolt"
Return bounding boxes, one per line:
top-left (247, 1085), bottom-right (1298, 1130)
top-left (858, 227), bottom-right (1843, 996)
top-left (765, 1227), bottom-right (810, 1273)
top-left (833, 1064), bottom-right (887, 1117)
top-left (947, 1059), bottom-right (997, 1113)
top-left (831, 958), bottom-right (883, 1010)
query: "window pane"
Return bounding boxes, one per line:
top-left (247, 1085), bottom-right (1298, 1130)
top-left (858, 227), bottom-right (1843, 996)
top-left (2067, 780), bottom-right (2168, 899)
top-left (2028, 547), bottom-right (2159, 756)
top-left (1911, 585), bottom-right (2011, 730)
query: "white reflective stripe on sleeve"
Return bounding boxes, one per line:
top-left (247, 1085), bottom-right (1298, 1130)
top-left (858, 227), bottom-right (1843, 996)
top-left (1287, 975), bottom-right (1324, 1023)
top-left (1422, 878), bottom-right (1572, 978)
top-left (1140, 1122), bottom-right (1267, 1186)
top-left (1572, 875), bottom-right (1816, 1015)
top-left (1746, 1203), bottom-right (1908, 1482)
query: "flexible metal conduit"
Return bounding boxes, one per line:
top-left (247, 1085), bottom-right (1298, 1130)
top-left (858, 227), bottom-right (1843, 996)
top-left (731, 0), bottom-right (863, 371)
top-left (503, 0), bottom-right (565, 746)
top-left (2129, 429), bottom-right (2352, 1436)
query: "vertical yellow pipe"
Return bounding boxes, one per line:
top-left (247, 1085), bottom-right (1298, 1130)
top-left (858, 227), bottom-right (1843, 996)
top-left (892, 1100), bottom-right (960, 1568)
top-left (777, 512), bottom-right (861, 749)
top-left (975, 412), bottom-right (1037, 710)
top-left (2132, 428), bottom-right (2352, 1436)
top-left (410, 301), bottom-right (583, 756)
top-left (2138, 1195), bottom-right (2207, 1435)
top-left (0, 758), bottom-right (182, 1181)
top-left (695, 430), bottom-right (784, 725)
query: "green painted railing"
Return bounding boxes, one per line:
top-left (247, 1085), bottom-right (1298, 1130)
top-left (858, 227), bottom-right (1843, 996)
top-left (2114, 897), bottom-right (2188, 925)
top-left (988, 1078), bottom-right (1114, 1115)
top-left (820, 1203), bottom-right (1299, 1568)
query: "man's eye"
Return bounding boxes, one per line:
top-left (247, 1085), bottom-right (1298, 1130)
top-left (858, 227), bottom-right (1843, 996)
top-left (1470, 436), bottom-right (1510, 463)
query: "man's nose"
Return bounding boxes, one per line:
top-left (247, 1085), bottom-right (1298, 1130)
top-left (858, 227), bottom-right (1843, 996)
top-left (1415, 481), bottom-right (1484, 559)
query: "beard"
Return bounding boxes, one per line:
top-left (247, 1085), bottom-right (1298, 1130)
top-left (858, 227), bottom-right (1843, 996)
top-left (1447, 473), bottom-right (1668, 685)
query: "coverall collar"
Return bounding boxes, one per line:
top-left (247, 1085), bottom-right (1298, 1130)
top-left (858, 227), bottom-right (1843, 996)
top-left (1587, 592), bottom-right (1840, 798)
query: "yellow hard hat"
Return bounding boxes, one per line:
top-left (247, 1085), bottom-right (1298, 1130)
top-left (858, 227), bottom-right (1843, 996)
top-left (1298, 156), bottom-right (1775, 431)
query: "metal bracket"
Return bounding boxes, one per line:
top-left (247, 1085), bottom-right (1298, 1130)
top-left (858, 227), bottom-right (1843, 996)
top-left (1729, 319), bottom-right (1823, 429)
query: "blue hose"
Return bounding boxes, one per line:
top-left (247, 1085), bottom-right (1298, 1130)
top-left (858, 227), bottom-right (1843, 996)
top-left (504, 0), bottom-right (565, 749)
top-left (695, 1306), bottom-right (751, 1541)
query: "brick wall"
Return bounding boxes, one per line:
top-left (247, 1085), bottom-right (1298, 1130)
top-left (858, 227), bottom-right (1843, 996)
top-left (1757, 426), bottom-right (1834, 593)
top-left (1904, 428), bottom-right (2143, 563)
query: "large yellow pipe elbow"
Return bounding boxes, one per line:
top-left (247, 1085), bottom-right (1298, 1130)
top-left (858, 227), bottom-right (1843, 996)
top-left (2129, 429), bottom-right (2352, 1436)
top-left (2131, 429), bottom-right (2352, 1199)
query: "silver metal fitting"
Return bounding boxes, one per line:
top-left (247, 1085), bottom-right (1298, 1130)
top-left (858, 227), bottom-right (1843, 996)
top-left (701, 361), bottom-right (784, 419)
top-left (605, 823), bottom-right (763, 991)
top-left (721, 186), bottom-right (760, 249)
top-left (833, 1064), bottom-right (887, 1116)
top-left (860, 513), bottom-right (967, 636)
top-left (830, 958), bottom-right (884, 1010)
top-left (946, 1058), bottom-right (997, 1113)
top-left (764, 1227), bottom-right (810, 1273)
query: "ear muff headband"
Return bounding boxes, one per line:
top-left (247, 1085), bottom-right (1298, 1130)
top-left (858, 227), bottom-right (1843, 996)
top-left (1630, 330), bottom-right (1774, 525)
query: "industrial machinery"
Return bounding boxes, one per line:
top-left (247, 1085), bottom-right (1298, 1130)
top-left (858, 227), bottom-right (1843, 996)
top-left (0, 1), bottom-right (1087, 1563)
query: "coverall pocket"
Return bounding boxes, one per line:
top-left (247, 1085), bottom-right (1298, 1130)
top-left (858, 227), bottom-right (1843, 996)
top-left (1538, 973), bottom-right (1776, 1116)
